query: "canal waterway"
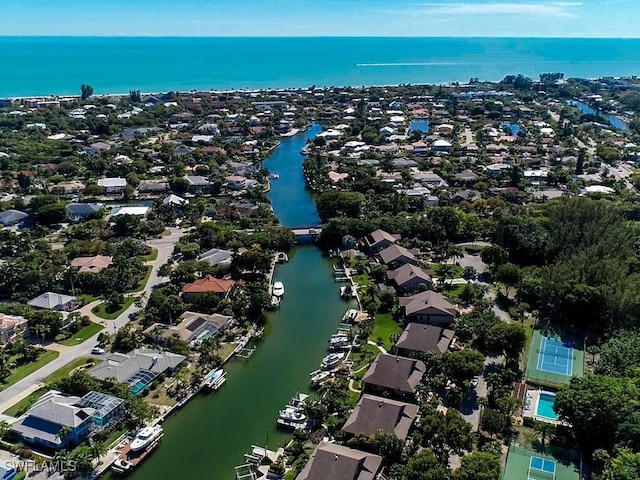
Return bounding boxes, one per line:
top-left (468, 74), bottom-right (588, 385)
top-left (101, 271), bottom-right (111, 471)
top-left (568, 100), bottom-right (628, 131)
top-left (129, 128), bottom-right (349, 480)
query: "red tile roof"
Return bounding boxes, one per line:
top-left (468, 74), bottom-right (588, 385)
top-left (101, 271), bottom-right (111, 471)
top-left (181, 275), bottom-right (235, 294)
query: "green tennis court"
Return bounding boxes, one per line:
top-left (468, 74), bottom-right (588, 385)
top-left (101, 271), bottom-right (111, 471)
top-left (503, 446), bottom-right (580, 480)
top-left (525, 330), bottom-right (584, 386)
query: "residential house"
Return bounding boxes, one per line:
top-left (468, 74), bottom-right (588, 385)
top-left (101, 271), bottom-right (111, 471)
top-left (70, 255), bottom-right (113, 274)
top-left (386, 264), bottom-right (433, 292)
top-left (66, 203), bottom-right (103, 221)
top-left (362, 229), bottom-right (400, 253)
top-left (341, 394), bottom-right (419, 440)
top-left (28, 292), bottom-right (77, 312)
top-left (83, 142), bottom-right (111, 155)
top-left (198, 247), bottom-right (234, 267)
top-left (147, 311), bottom-right (234, 345)
top-left (184, 175), bottom-right (212, 193)
top-left (399, 290), bottom-right (456, 326)
top-left (224, 175), bottom-right (258, 191)
top-left (97, 177), bottom-right (127, 194)
top-left (12, 390), bottom-right (95, 450)
top-left (394, 323), bottom-right (454, 357)
top-left (377, 244), bottom-right (417, 267)
top-left (391, 158), bottom-right (417, 169)
top-left (78, 391), bottom-right (125, 431)
top-left (295, 442), bottom-right (383, 480)
top-left (453, 169), bottom-right (480, 184)
top-left (451, 189), bottom-right (482, 204)
top-left (181, 275), bottom-right (236, 302)
top-left (362, 354), bottom-right (426, 400)
top-left (432, 139), bottom-right (452, 152)
top-left (0, 313), bottom-right (29, 343)
top-left (88, 348), bottom-right (186, 394)
top-left (138, 180), bottom-right (169, 194)
top-left (162, 194), bottom-right (188, 207)
top-left (0, 209), bottom-right (28, 227)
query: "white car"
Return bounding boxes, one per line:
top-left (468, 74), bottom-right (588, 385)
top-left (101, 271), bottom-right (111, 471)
top-left (470, 378), bottom-right (479, 387)
top-left (91, 347), bottom-right (106, 355)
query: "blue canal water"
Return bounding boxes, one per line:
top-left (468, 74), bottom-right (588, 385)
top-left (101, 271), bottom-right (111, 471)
top-left (568, 100), bottom-right (628, 131)
top-left (2, 37), bottom-right (640, 97)
top-left (264, 125), bottom-right (322, 228)
top-left (409, 119), bottom-right (430, 133)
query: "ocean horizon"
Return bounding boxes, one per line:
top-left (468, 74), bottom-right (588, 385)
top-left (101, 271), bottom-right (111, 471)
top-left (1, 36), bottom-right (639, 97)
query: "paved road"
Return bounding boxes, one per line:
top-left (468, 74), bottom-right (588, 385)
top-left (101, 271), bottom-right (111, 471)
top-left (0, 228), bottom-right (184, 413)
top-left (459, 355), bottom-right (504, 432)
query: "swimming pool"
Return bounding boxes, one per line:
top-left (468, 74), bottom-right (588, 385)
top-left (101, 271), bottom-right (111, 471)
top-left (536, 392), bottom-right (558, 420)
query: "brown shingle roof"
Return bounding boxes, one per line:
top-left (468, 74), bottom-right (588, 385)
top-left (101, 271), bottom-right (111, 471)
top-left (362, 354), bottom-right (425, 395)
top-left (387, 264), bottom-right (432, 288)
top-left (181, 275), bottom-right (235, 294)
top-left (364, 229), bottom-right (399, 249)
top-left (296, 442), bottom-right (382, 480)
top-left (341, 394), bottom-right (419, 440)
top-left (378, 244), bottom-right (417, 265)
top-left (70, 255), bottom-right (113, 274)
top-left (398, 290), bottom-right (456, 316)
top-left (395, 323), bottom-right (454, 355)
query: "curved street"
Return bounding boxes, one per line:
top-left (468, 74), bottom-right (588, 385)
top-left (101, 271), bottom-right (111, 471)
top-left (0, 227), bottom-right (184, 414)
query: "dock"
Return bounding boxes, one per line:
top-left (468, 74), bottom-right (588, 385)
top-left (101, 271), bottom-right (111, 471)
top-left (111, 437), bottom-right (162, 475)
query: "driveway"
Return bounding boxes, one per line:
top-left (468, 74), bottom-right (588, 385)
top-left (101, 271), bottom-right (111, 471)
top-left (0, 228), bottom-right (184, 413)
top-left (459, 355), bottom-right (504, 432)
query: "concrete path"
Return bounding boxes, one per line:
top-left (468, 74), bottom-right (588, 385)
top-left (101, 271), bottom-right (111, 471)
top-left (0, 228), bottom-right (184, 413)
top-left (366, 341), bottom-right (387, 354)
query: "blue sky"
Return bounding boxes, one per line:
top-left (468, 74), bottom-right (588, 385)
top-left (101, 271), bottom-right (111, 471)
top-left (1, 0), bottom-right (637, 37)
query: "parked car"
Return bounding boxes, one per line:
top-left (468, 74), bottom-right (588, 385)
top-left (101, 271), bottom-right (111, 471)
top-left (91, 347), bottom-right (106, 355)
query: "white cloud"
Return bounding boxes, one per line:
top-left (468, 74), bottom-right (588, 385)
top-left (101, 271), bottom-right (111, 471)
top-left (420, 2), bottom-right (582, 17)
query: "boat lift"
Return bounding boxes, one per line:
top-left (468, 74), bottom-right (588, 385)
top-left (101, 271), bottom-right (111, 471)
top-left (234, 464), bottom-right (258, 480)
top-left (237, 347), bottom-right (256, 359)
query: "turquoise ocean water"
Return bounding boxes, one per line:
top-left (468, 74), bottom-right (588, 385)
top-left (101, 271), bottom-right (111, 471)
top-left (1, 37), bottom-right (640, 97)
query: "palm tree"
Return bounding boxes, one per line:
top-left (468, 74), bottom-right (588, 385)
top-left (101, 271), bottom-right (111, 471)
top-left (90, 441), bottom-right (107, 464)
top-left (57, 425), bottom-right (72, 447)
top-left (445, 386), bottom-right (464, 407)
top-left (533, 421), bottom-right (556, 446)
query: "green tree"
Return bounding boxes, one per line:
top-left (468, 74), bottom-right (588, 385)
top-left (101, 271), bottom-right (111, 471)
top-left (405, 450), bottom-right (448, 480)
top-left (495, 263), bottom-right (521, 298)
top-left (596, 449), bottom-right (640, 480)
top-left (453, 451), bottom-right (501, 480)
top-left (594, 331), bottom-right (640, 377)
top-left (442, 349), bottom-right (485, 386)
top-left (418, 409), bottom-right (473, 465)
top-left (80, 83), bottom-right (94, 100)
top-left (316, 191), bottom-right (366, 222)
top-left (533, 420), bottom-right (556, 446)
top-left (481, 322), bottom-right (526, 361)
top-left (481, 408), bottom-right (511, 438)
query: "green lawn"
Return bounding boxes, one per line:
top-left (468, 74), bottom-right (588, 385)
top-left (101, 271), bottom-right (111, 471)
top-left (133, 265), bottom-right (153, 292)
top-left (92, 297), bottom-right (136, 320)
top-left (442, 283), bottom-right (467, 302)
top-left (60, 321), bottom-right (104, 346)
top-left (3, 387), bottom-right (47, 416)
top-left (143, 248), bottom-right (158, 262)
top-left (371, 313), bottom-right (402, 351)
top-left (76, 294), bottom-right (99, 305)
top-left (0, 350), bottom-right (59, 391)
top-left (44, 357), bottom-right (98, 385)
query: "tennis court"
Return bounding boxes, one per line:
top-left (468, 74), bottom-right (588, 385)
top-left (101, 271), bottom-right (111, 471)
top-left (503, 446), bottom-right (580, 480)
top-left (525, 330), bottom-right (584, 386)
top-left (537, 337), bottom-right (573, 376)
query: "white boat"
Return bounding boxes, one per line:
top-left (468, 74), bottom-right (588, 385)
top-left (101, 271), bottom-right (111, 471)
top-left (270, 173), bottom-right (280, 179)
top-left (202, 368), bottom-right (226, 390)
top-left (300, 146), bottom-right (311, 155)
top-left (321, 352), bottom-right (345, 369)
top-left (288, 392), bottom-right (309, 409)
top-left (340, 285), bottom-right (356, 299)
top-left (130, 425), bottom-right (164, 452)
top-left (279, 407), bottom-right (307, 423)
top-left (270, 295), bottom-right (281, 307)
top-left (328, 334), bottom-right (350, 350)
top-left (310, 369), bottom-right (332, 386)
top-left (342, 309), bottom-right (359, 323)
top-left (272, 281), bottom-right (285, 297)
top-left (275, 252), bottom-right (289, 263)
top-left (112, 459), bottom-right (134, 474)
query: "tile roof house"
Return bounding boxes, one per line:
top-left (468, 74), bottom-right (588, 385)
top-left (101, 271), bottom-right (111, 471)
top-left (184, 175), bottom-right (212, 192)
top-left (70, 255), bottom-right (113, 274)
top-left (377, 244), bottom-right (417, 266)
top-left (295, 442), bottom-right (383, 480)
top-left (386, 264), bottom-right (433, 293)
top-left (394, 323), bottom-right (454, 357)
top-left (28, 292), bottom-right (77, 312)
top-left (362, 354), bottom-right (426, 400)
top-left (181, 275), bottom-right (236, 301)
top-left (0, 209), bottom-right (28, 226)
top-left (453, 169), bottom-right (480, 184)
top-left (341, 394), bottom-right (419, 440)
top-left (65, 203), bottom-right (103, 221)
top-left (0, 313), bottom-right (29, 343)
top-left (97, 177), bottom-right (127, 194)
top-left (399, 290), bottom-right (457, 326)
top-left (88, 348), bottom-right (186, 394)
top-left (362, 229), bottom-right (400, 253)
top-left (148, 311), bottom-right (234, 345)
top-left (11, 390), bottom-right (95, 450)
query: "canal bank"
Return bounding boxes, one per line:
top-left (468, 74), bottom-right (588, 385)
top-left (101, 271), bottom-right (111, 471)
top-left (128, 126), bottom-right (347, 480)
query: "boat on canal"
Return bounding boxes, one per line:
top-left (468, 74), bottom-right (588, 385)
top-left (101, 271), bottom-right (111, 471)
top-left (202, 368), bottom-right (227, 391)
top-left (275, 252), bottom-right (289, 263)
top-left (276, 392), bottom-right (309, 430)
top-left (321, 352), bottom-right (345, 369)
top-left (272, 281), bottom-right (285, 297)
top-left (309, 369), bottom-right (332, 386)
top-left (328, 334), bottom-right (351, 351)
top-left (340, 285), bottom-right (357, 299)
top-left (270, 295), bottom-right (281, 307)
top-left (130, 425), bottom-right (164, 452)
top-left (112, 426), bottom-right (164, 475)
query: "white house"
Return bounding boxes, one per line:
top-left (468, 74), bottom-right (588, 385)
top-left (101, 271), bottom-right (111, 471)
top-left (97, 177), bottom-right (127, 194)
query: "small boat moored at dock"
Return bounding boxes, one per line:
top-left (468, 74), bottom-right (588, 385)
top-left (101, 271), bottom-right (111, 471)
top-left (202, 368), bottom-right (227, 391)
top-left (321, 352), bottom-right (345, 369)
top-left (130, 425), bottom-right (163, 452)
top-left (309, 369), bottom-right (332, 386)
top-left (275, 252), bottom-right (289, 263)
top-left (112, 426), bottom-right (164, 475)
top-left (276, 392), bottom-right (309, 430)
top-left (272, 281), bottom-right (285, 297)
top-left (340, 285), bottom-right (357, 299)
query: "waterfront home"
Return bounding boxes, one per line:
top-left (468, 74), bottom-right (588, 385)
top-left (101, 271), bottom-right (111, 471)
top-left (162, 194), bottom-right (188, 207)
top-left (362, 229), bottom-right (400, 253)
top-left (362, 354), bottom-right (426, 400)
top-left (184, 175), bottom-right (212, 193)
top-left (0, 313), bottom-right (28, 343)
top-left (181, 275), bottom-right (236, 301)
top-left (0, 209), bottom-right (28, 227)
top-left (341, 394), bottom-right (419, 441)
top-left (394, 324), bottom-right (454, 357)
top-left (110, 206), bottom-right (150, 217)
top-left (147, 311), bottom-right (234, 345)
top-left (66, 203), bottom-right (103, 221)
top-left (377, 244), bottom-right (417, 267)
top-left (88, 348), bottom-right (186, 394)
top-left (83, 142), bottom-right (111, 155)
top-left (224, 175), bottom-right (258, 191)
top-left (198, 247), bottom-right (234, 267)
top-left (97, 177), bottom-right (127, 194)
top-left (70, 255), bottom-right (113, 274)
top-left (138, 180), bottom-right (169, 194)
top-left (28, 292), bottom-right (77, 312)
top-left (399, 290), bottom-right (456, 326)
top-left (78, 391), bottom-right (125, 431)
top-left (12, 390), bottom-right (95, 450)
top-left (295, 442), bottom-right (383, 480)
top-left (386, 264), bottom-right (433, 293)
